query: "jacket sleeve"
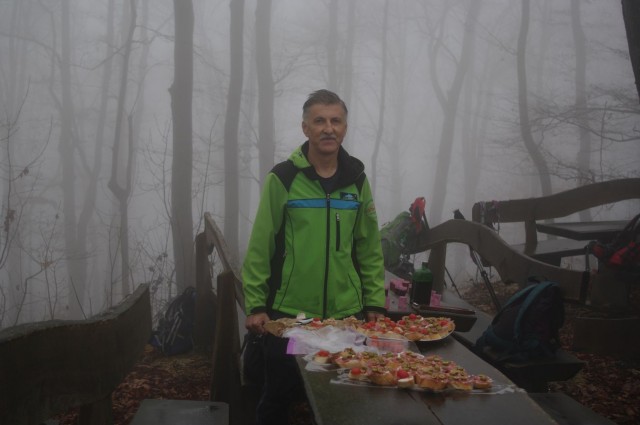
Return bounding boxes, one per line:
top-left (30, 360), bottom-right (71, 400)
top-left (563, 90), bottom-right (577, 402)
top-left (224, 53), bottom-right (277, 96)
top-left (353, 176), bottom-right (387, 312)
top-left (242, 173), bottom-right (288, 315)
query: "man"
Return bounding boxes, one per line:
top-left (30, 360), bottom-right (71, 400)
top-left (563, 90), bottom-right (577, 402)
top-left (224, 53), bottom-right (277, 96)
top-left (242, 89), bottom-right (386, 425)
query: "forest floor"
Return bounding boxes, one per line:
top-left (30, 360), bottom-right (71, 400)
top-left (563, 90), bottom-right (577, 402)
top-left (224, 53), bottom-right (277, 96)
top-left (56, 281), bottom-right (640, 425)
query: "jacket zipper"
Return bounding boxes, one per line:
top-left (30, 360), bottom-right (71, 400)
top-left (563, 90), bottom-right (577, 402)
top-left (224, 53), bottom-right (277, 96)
top-left (323, 193), bottom-right (331, 319)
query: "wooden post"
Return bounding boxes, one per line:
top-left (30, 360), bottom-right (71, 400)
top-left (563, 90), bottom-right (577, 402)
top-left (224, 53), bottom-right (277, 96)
top-left (194, 231), bottom-right (217, 353)
top-left (210, 271), bottom-right (243, 425)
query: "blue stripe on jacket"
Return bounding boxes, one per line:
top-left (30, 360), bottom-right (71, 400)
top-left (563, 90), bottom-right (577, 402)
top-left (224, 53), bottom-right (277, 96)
top-left (287, 198), bottom-right (360, 210)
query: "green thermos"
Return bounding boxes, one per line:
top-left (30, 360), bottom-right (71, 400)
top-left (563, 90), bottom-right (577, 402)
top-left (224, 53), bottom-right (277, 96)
top-left (410, 262), bottom-right (433, 306)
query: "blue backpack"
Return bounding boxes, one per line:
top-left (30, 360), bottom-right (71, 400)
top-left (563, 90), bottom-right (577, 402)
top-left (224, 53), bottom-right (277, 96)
top-left (476, 279), bottom-right (564, 361)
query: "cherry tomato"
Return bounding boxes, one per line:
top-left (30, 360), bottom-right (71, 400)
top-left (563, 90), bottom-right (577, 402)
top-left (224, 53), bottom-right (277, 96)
top-left (317, 350), bottom-right (330, 357)
top-left (397, 369), bottom-right (410, 379)
top-left (351, 367), bottom-right (362, 375)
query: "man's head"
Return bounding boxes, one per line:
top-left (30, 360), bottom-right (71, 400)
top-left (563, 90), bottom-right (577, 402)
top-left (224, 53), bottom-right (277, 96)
top-left (302, 90), bottom-right (348, 159)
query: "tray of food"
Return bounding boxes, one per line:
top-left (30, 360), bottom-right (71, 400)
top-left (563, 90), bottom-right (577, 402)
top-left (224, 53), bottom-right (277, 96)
top-left (311, 348), bottom-right (494, 392)
top-left (264, 314), bottom-right (456, 344)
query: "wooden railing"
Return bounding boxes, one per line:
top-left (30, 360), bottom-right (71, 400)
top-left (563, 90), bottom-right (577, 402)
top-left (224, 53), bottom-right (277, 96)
top-left (0, 283), bottom-right (151, 425)
top-left (407, 219), bottom-right (589, 304)
top-left (196, 212), bottom-right (251, 425)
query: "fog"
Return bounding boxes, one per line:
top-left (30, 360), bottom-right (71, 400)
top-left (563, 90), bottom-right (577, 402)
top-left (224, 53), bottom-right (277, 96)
top-left (1, 0), bottom-right (638, 327)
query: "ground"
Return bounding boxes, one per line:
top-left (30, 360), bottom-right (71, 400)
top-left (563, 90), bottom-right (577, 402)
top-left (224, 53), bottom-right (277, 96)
top-left (56, 281), bottom-right (639, 425)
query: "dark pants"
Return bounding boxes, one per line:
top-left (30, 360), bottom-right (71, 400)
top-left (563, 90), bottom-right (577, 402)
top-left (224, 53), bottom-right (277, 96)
top-left (256, 332), bottom-right (304, 425)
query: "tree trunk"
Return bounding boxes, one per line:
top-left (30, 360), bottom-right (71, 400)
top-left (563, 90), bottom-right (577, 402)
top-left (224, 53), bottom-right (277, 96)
top-left (622, 0), bottom-right (640, 102)
top-left (517, 0), bottom-right (552, 196)
top-left (389, 4), bottom-right (408, 213)
top-left (326, 0), bottom-right (339, 91)
top-left (109, 0), bottom-right (137, 297)
top-left (59, 0), bottom-right (83, 318)
top-left (370, 0), bottom-right (389, 197)
top-left (224, 0), bottom-right (244, 259)
top-left (342, 2), bottom-right (356, 109)
top-left (77, 0), bottom-right (115, 306)
top-left (255, 0), bottom-right (275, 183)
top-left (429, 0), bottom-right (482, 224)
top-left (571, 0), bottom-right (593, 222)
top-left (170, 0), bottom-right (195, 292)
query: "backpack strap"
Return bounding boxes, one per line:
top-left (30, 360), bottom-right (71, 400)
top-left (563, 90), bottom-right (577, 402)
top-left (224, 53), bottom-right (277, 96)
top-left (355, 172), bottom-right (366, 193)
top-left (271, 160), bottom-right (299, 192)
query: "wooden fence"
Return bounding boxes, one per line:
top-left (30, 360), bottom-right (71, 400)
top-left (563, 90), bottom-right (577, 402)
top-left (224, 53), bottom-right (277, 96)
top-left (0, 284), bottom-right (151, 425)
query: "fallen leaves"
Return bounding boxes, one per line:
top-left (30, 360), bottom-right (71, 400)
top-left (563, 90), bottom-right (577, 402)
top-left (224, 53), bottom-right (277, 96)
top-left (463, 281), bottom-right (640, 425)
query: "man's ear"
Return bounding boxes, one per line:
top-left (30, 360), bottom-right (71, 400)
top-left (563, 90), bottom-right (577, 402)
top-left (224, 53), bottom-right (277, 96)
top-left (302, 120), bottom-right (310, 137)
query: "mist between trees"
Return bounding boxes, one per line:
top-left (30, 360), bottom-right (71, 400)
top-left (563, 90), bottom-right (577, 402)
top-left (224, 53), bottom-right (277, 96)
top-left (0, 0), bottom-right (638, 328)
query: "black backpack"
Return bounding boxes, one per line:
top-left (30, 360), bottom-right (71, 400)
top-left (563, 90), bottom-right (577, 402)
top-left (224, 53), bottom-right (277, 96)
top-left (475, 279), bottom-right (564, 362)
top-left (150, 286), bottom-right (197, 355)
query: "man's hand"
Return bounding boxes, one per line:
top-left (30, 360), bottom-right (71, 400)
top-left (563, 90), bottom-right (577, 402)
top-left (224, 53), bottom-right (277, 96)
top-left (365, 311), bottom-right (385, 322)
top-left (246, 312), bottom-right (270, 334)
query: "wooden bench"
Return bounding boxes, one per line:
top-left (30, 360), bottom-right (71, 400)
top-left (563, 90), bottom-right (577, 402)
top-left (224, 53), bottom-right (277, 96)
top-left (0, 284), bottom-right (151, 425)
top-left (471, 178), bottom-right (640, 267)
top-left (509, 239), bottom-right (588, 266)
top-left (444, 290), bottom-right (585, 393)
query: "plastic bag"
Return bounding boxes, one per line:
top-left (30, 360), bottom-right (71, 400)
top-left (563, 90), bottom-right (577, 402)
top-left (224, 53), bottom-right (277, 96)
top-left (284, 326), bottom-right (366, 355)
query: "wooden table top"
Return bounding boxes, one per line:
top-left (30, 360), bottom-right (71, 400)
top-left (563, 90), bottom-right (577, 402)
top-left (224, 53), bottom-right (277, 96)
top-left (296, 336), bottom-right (557, 425)
top-left (536, 220), bottom-right (628, 241)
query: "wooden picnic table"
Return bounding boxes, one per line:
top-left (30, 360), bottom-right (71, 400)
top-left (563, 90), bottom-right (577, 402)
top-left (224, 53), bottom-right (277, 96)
top-left (536, 220), bottom-right (628, 242)
top-left (295, 336), bottom-right (558, 425)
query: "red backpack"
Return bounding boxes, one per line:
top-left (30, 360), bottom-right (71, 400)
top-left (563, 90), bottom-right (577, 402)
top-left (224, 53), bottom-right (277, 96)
top-left (589, 213), bottom-right (640, 271)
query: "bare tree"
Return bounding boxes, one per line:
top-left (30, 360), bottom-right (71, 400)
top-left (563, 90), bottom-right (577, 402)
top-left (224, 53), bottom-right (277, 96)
top-left (223, 0), bottom-right (245, 259)
top-left (170, 0), bottom-right (195, 292)
top-left (517, 0), bottom-right (552, 196)
top-left (255, 0), bottom-right (275, 182)
top-left (370, 0), bottom-right (389, 197)
top-left (57, 0), bottom-right (84, 318)
top-left (427, 0), bottom-right (482, 224)
top-left (570, 0), bottom-right (592, 222)
top-left (341, 2), bottom-right (356, 109)
top-left (326, 0), bottom-right (339, 91)
top-left (109, 0), bottom-right (138, 297)
top-left (621, 0), bottom-right (640, 102)
top-left (78, 0), bottom-right (115, 305)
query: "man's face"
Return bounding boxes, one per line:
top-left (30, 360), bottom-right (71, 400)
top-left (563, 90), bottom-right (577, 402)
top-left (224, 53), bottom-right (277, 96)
top-left (302, 103), bottom-right (348, 157)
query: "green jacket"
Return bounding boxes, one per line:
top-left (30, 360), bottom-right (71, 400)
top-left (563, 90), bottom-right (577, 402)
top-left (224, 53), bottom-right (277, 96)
top-left (242, 142), bottom-right (386, 319)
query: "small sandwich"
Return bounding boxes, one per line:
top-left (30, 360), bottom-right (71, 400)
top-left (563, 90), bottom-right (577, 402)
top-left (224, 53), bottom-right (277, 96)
top-left (396, 369), bottom-right (415, 388)
top-left (313, 349), bottom-right (331, 364)
top-left (367, 366), bottom-right (397, 386)
top-left (348, 367), bottom-right (368, 381)
top-left (472, 374), bottom-right (493, 389)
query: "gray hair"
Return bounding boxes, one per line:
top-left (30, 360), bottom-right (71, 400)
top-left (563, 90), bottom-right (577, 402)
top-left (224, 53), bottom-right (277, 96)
top-left (302, 89), bottom-right (348, 119)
